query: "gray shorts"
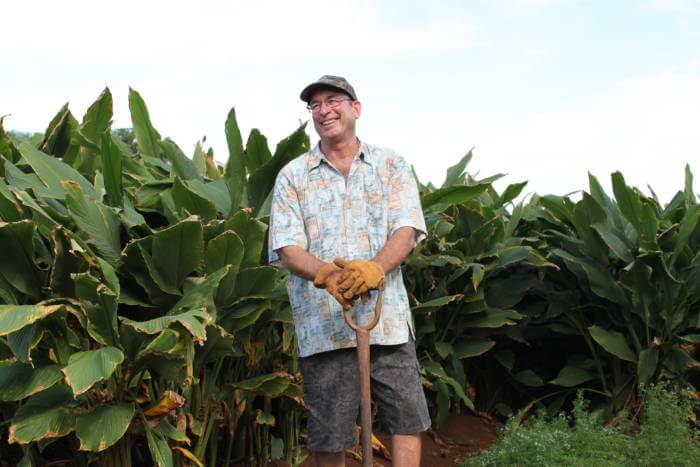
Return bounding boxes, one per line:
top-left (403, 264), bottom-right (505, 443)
top-left (299, 338), bottom-right (431, 452)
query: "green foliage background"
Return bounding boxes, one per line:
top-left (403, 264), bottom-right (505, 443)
top-left (0, 89), bottom-right (698, 465)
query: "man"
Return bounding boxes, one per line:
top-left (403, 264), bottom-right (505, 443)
top-left (269, 75), bottom-right (430, 467)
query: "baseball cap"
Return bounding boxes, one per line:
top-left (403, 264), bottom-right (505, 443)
top-left (299, 75), bottom-right (358, 102)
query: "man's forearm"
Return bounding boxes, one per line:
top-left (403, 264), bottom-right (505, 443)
top-left (278, 245), bottom-right (326, 281)
top-left (372, 226), bottom-right (417, 275)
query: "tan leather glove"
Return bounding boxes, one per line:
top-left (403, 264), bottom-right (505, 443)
top-left (333, 258), bottom-right (385, 299)
top-left (313, 263), bottom-right (355, 311)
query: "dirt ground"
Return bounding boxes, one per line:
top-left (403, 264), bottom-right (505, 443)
top-left (289, 413), bottom-right (499, 466)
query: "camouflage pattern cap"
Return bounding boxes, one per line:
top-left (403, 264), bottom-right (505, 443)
top-left (299, 75), bottom-right (358, 102)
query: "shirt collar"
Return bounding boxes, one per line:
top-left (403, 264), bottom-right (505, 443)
top-left (308, 139), bottom-right (371, 171)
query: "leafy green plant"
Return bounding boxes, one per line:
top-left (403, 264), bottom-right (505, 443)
top-left (519, 170), bottom-right (700, 413)
top-left (0, 87), bottom-right (307, 466)
top-left (407, 152), bottom-right (557, 425)
top-left (461, 386), bottom-right (700, 466)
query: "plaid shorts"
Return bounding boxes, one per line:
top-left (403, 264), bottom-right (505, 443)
top-left (299, 338), bottom-right (431, 452)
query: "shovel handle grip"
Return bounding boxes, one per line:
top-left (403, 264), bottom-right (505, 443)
top-left (343, 280), bottom-right (385, 332)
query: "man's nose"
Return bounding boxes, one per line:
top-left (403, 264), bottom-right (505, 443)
top-left (318, 101), bottom-right (334, 113)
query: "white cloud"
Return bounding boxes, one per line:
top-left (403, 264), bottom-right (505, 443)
top-left (399, 71), bottom-right (700, 202)
top-left (4, 0), bottom-right (476, 66)
top-left (643, 0), bottom-right (700, 12)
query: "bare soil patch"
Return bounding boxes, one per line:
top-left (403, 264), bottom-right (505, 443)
top-left (284, 413), bottom-right (499, 466)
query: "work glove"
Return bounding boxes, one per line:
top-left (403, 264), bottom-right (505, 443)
top-left (333, 258), bottom-right (385, 300)
top-left (313, 262), bottom-right (355, 311)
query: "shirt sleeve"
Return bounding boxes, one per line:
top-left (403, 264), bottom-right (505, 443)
top-left (387, 153), bottom-right (427, 242)
top-left (268, 168), bottom-right (308, 265)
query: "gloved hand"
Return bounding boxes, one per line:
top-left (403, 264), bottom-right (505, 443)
top-left (313, 262), bottom-right (355, 311)
top-left (333, 258), bottom-right (385, 300)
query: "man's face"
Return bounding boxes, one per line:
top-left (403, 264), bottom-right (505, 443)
top-left (309, 89), bottom-right (361, 144)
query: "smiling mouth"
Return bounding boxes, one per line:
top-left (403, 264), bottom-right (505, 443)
top-left (321, 119), bottom-right (337, 128)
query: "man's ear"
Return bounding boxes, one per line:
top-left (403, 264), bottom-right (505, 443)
top-left (352, 100), bottom-right (362, 118)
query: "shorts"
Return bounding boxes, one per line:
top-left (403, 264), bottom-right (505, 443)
top-left (299, 338), bottom-right (431, 452)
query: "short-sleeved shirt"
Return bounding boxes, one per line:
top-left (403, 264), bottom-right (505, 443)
top-left (269, 140), bottom-right (426, 357)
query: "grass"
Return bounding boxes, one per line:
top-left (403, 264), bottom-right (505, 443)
top-left (461, 385), bottom-right (700, 466)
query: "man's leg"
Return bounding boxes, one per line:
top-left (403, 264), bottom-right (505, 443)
top-left (392, 433), bottom-right (422, 467)
top-left (314, 451), bottom-right (346, 467)
top-left (300, 348), bottom-right (359, 466)
top-left (371, 338), bottom-right (431, 466)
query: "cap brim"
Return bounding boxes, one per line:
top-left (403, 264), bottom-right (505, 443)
top-left (299, 83), bottom-right (352, 102)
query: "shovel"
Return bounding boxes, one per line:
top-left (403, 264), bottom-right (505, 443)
top-left (343, 280), bottom-right (385, 467)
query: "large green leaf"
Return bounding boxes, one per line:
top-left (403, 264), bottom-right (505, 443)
top-left (129, 88), bottom-right (162, 161)
top-left (9, 406), bottom-right (76, 444)
top-left (64, 182), bottom-right (121, 264)
top-left (0, 178), bottom-right (23, 221)
top-left (80, 88), bottom-right (113, 145)
top-left (224, 108), bottom-right (246, 213)
top-left (499, 181), bottom-right (528, 206)
top-left (611, 171), bottom-right (642, 232)
top-left (588, 325), bottom-right (636, 362)
top-left (0, 361), bottom-right (63, 401)
top-left (184, 179), bottom-right (231, 216)
top-left (73, 272), bottom-right (120, 347)
top-left (76, 403), bottom-right (135, 452)
top-left (121, 239), bottom-right (179, 307)
top-left (637, 347), bottom-right (659, 384)
top-left (160, 140), bottom-right (199, 180)
top-left (0, 303), bottom-right (67, 336)
top-left (462, 309), bottom-right (523, 328)
top-left (0, 220), bottom-right (42, 298)
top-left (72, 88), bottom-right (113, 173)
top-left (421, 360), bottom-right (474, 411)
top-left (146, 426), bottom-right (174, 467)
top-left (120, 309), bottom-right (213, 344)
top-left (247, 124), bottom-right (309, 214)
top-left (549, 365), bottom-right (597, 387)
top-left (513, 370), bottom-right (544, 387)
top-left (235, 372), bottom-right (295, 398)
top-left (192, 141), bottom-right (206, 176)
top-left (671, 205), bottom-right (700, 266)
top-left (244, 129), bottom-right (272, 174)
top-left (412, 295), bottom-right (463, 314)
top-left (206, 230), bottom-right (245, 306)
top-left (225, 211), bottom-right (267, 268)
top-left (101, 133), bottom-right (123, 207)
top-left (225, 300), bottom-right (270, 331)
top-left (4, 159), bottom-right (62, 198)
top-left (684, 163), bottom-right (696, 204)
top-left (421, 184), bottom-right (490, 210)
top-left (49, 226), bottom-right (84, 297)
top-left (18, 141), bottom-right (97, 199)
top-left (638, 202), bottom-right (659, 251)
top-left (235, 267), bottom-right (277, 297)
top-left (553, 248), bottom-right (630, 307)
top-left (7, 324), bottom-right (43, 363)
top-left (151, 217), bottom-right (204, 290)
top-left (453, 338), bottom-right (496, 359)
top-left (39, 103), bottom-right (77, 157)
top-left (171, 178), bottom-right (217, 221)
top-left (442, 150), bottom-right (472, 187)
top-left (61, 347), bottom-right (124, 396)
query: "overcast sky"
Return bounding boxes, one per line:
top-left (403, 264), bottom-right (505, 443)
top-left (3, 0), bottom-right (699, 203)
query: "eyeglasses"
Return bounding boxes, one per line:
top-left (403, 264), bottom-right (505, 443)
top-left (306, 96), bottom-right (353, 112)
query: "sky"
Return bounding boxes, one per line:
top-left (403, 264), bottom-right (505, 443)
top-left (3, 0), bottom-right (699, 203)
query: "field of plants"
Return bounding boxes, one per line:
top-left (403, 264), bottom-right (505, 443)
top-left (0, 88), bottom-right (698, 466)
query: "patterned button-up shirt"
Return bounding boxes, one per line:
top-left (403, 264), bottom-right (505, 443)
top-left (269, 141), bottom-right (426, 357)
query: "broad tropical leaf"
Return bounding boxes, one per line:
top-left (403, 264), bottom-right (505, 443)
top-left (76, 403), bottom-right (135, 452)
top-left (61, 347), bottom-right (125, 396)
top-left (0, 361), bottom-right (63, 401)
top-left (588, 325), bottom-right (636, 362)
